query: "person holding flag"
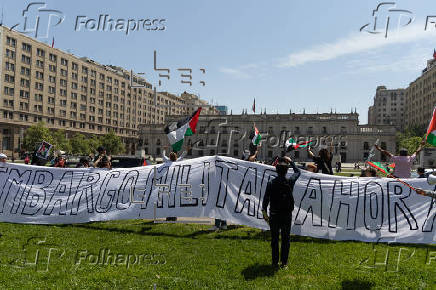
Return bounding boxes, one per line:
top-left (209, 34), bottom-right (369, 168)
top-left (163, 107), bottom-right (201, 160)
top-left (374, 104), bottom-right (436, 179)
top-left (307, 145), bottom-right (334, 175)
top-left (246, 124), bottom-right (261, 162)
top-left (162, 108), bottom-right (201, 222)
top-left (374, 142), bottom-right (425, 179)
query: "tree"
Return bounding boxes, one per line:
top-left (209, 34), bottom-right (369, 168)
top-left (88, 135), bottom-right (102, 154)
top-left (396, 124), bottom-right (428, 155)
top-left (398, 136), bottom-right (423, 154)
top-left (52, 129), bottom-right (72, 153)
top-left (22, 122), bottom-right (54, 152)
top-left (404, 124), bottom-right (426, 137)
top-left (70, 133), bottom-right (91, 155)
top-left (99, 131), bottom-right (125, 155)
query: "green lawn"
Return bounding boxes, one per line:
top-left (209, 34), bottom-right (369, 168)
top-left (0, 220), bottom-right (434, 289)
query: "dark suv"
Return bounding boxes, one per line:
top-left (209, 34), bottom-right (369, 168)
top-left (110, 156), bottom-right (153, 168)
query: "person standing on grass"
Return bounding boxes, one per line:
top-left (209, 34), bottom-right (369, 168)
top-left (262, 156), bottom-right (301, 270)
top-left (375, 140), bottom-right (425, 178)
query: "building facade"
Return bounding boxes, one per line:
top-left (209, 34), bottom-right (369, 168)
top-left (405, 57), bottom-right (436, 129)
top-left (368, 86), bottom-right (406, 130)
top-left (139, 112), bottom-right (397, 163)
top-left (0, 26), bottom-right (216, 157)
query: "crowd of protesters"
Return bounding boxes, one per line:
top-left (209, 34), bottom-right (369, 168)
top-left (1, 146), bottom-right (113, 169)
top-left (0, 137), bottom-right (432, 180)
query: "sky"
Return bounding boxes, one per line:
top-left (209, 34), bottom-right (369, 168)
top-left (3, 0), bottom-right (436, 124)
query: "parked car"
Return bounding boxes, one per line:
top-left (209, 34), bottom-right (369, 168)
top-left (110, 156), bottom-right (152, 168)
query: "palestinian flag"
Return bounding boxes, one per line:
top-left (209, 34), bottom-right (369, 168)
top-left (426, 107), bottom-right (436, 146)
top-left (367, 161), bottom-right (387, 174)
top-left (285, 138), bottom-right (313, 150)
top-left (164, 107), bottom-right (202, 152)
top-left (367, 161), bottom-right (394, 175)
top-left (252, 126), bottom-right (261, 146)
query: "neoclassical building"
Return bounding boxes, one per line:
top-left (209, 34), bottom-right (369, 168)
top-left (139, 111), bottom-right (397, 163)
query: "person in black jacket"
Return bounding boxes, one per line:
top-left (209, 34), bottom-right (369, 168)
top-left (307, 146), bottom-right (333, 175)
top-left (262, 156), bottom-right (301, 269)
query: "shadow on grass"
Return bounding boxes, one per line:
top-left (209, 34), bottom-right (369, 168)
top-left (241, 263), bottom-right (278, 280)
top-left (35, 222), bottom-right (436, 250)
top-left (69, 223), bottom-right (271, 241)
top-left (341, 279), bottom-right (374, 289)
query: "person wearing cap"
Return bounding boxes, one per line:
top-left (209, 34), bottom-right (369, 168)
top-left (262, 156), bottom-right (301, 270)
top-left (0, 153), bottom-right (7, 163)
top-left (375, 140), bottom-right (425, 178)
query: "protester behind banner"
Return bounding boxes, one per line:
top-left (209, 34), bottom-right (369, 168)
top-left (307, 145), bottom-right (333, 175)
top-left (36, 141), bottom-right (52, 159)
top-left (375, 140), bottom-right (425, 178)
top-left (30, 141), bottom-right (54, 166)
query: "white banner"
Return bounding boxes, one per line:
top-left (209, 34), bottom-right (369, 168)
top-left (0, 156), bottom-right (435, 244)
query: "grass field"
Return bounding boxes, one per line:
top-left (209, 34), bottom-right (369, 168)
top-left (0, 220), bottom-right (434, 289)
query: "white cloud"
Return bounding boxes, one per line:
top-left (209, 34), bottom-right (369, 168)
top-left (349, 44), bottom-right (429, 71)
top-left (219, 67), bottom-right (252, 79)
top-left (219, 62), bottom-right (270, 79)
top-left (278, 23), bottom-right (436, 68)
